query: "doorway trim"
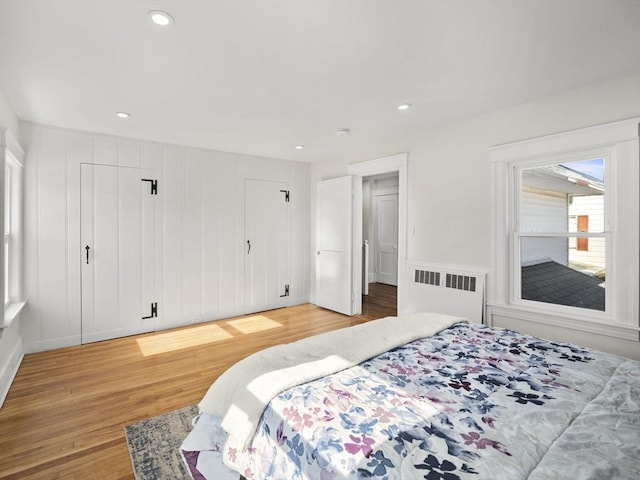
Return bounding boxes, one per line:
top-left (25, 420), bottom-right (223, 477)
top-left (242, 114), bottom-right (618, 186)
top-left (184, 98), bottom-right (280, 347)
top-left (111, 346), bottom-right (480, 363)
top-left (348, 153), bottom-right (408, 314)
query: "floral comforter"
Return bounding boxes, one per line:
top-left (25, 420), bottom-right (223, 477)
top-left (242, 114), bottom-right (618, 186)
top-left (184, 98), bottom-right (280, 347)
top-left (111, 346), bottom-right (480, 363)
top-left (184, 323), bottom-right (640, 480)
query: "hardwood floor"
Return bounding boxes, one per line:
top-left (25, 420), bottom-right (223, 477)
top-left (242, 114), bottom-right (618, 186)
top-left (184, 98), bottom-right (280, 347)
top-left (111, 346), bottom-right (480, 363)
top-left (362, 282), bottom-right (397, 320)
top-left (0, 303), bottom-right (395, 479)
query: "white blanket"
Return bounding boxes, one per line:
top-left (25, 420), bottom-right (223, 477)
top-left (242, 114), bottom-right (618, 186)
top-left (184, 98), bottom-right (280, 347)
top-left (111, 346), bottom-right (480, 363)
top-left (198, 312), bottom-right (464, 450)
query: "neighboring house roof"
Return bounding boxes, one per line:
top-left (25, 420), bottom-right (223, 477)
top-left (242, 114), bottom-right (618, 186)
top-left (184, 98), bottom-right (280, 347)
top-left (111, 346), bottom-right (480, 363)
top-left (521, 260), bottom-right (605, 311)
top-left (522, 164), bottom-right (603, 196)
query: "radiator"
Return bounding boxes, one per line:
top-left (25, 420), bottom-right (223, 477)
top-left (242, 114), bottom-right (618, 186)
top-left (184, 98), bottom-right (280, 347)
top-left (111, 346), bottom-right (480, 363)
top-left (404, 261), bottom-right (486, 323)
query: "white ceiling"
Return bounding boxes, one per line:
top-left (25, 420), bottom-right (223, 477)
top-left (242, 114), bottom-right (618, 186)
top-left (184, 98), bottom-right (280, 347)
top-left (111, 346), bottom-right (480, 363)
top-left (0, 0), bottom-right (638, 163)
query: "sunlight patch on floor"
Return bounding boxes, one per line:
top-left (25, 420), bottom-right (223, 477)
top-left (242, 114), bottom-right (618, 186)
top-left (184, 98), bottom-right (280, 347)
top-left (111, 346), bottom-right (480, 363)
top-left (136, 323), bottom-right (234, 356)
top-left (226, 315), bottom-right (282, 334)
top-left (135, 315), bottom-right (283, 356)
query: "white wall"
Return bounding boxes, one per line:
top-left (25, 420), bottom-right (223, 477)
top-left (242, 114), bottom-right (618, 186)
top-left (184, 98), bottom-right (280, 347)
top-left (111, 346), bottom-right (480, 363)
top-left (310, 72), bottom-right (640, 358)
top-left (0, 84), bottom-right (19, 135)
top-left (0, 84), bottom-right (23, 408)
top-left (21, 123), bottom-right (310, 353)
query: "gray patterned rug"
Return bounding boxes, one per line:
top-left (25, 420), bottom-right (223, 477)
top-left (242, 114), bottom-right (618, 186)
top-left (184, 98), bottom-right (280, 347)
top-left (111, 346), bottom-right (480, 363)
top-left (124, 403), bottom-right (199, 480)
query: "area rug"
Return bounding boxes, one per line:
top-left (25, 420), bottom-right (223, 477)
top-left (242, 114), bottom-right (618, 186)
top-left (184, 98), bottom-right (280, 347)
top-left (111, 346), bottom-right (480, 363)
top-left (124, 403), bottom-right (199, 480)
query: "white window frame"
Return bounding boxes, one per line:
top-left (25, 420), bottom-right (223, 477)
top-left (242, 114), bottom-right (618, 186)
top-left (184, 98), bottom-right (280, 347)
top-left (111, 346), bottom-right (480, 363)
top-left (510, 150), bottom-right (611, 319)
top-left (489, 118), bottom-right (639, 341)
top-left (1, 128), bottom-right (25, 328)
top-left (5, 163), bottom-right (11, 306)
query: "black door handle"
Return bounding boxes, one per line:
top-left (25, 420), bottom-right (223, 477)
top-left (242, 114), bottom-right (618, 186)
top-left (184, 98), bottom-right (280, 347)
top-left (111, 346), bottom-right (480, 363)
top-left (247, 240), bottom-right (251, 254)
top-left (85, 245), bottom-right (90, 264)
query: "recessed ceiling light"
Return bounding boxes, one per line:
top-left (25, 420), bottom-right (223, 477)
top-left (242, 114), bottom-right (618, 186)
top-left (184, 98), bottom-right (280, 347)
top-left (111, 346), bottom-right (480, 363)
top-left (398, 103), bottom-right (411, 111)
top-left (295, 145), bottom-right (304, 150)
top-left (116, 111), bottom-right (131, 118)
top-left (148, 10), bottom-right (174, 26)
top-left (336, 128), bottom-right (350, 136)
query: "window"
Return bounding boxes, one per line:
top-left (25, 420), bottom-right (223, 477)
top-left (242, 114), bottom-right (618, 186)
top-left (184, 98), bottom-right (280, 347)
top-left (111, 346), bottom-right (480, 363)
top-left (490, 118), bottom-right (639, 340)
top-left (1, 128), bottom-right (25, 326)
top-left (517, 158), bottom-right (606, 312)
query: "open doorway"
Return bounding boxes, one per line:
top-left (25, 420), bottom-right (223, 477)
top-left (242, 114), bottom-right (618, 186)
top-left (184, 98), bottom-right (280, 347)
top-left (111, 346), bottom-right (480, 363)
top-left (346, 152), bottom-right (407, 318)
top-left (314, 154), bottom-right (407, 318)
top-left (361, 173), bottom-right (399, 319)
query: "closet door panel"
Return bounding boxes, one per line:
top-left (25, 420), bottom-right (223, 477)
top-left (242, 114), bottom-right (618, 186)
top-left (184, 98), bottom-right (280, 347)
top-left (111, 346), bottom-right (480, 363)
top-left (161, 149), bottom-right (185, 327)
top-left (182, 153), bottom-right (203, 323)
top-left (201, 154), bottom-right (222, 319)
top-left (80, 163), bottom-right (153, 343)
top-left (244, 179), bottom-right (289, 313)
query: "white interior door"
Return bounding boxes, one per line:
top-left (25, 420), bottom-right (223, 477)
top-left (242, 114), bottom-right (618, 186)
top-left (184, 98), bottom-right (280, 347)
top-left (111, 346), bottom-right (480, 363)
top-left (244, 179), bottom-right (289, 313)
top-left (315, 176), bottom-right (356, 315)
top-left (80, 164), bottom-right (155, 344)
top-left (375, 193), bottom-right (398, 286)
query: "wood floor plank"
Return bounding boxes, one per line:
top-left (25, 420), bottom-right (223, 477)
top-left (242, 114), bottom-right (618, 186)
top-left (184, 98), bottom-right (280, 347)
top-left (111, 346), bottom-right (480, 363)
top-left (0, 295), bottom-right (396, 479)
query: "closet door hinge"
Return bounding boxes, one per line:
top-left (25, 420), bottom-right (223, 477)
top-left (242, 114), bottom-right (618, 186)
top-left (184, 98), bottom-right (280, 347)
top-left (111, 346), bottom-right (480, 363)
top-left (280, 284), bottom-right (290, 297)
top-left (141, 179), bottom-right (158, 195)
top-left (280, 189), bottom-right (290, 202)
top-left (142, 302), bottom-right (158, 319)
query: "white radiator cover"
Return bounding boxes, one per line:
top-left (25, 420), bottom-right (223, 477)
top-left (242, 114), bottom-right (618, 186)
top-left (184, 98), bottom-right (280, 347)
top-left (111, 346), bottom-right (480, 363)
top-left (403, 261), bottom-right (486, 323)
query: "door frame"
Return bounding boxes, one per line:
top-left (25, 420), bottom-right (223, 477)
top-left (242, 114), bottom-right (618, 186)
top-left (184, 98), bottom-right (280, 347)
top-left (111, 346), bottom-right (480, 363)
top-left (348, 153), bottom-right (408, 314)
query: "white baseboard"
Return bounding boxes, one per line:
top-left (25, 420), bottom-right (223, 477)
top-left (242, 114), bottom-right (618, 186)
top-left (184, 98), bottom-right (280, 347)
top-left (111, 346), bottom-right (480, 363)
top-left (0, 340), bottom-right (24, 408)
top-left (24, 335), bottom-right (81, 354)
top-left (23, 297), bottom-right (314, 354)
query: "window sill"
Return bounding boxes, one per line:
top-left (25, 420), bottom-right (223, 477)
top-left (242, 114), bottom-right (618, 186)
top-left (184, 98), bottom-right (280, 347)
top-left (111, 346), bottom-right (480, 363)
top-left (3, 301), bottom-right (26, 328)
top-left (487, 302), bottom-right (639, 342)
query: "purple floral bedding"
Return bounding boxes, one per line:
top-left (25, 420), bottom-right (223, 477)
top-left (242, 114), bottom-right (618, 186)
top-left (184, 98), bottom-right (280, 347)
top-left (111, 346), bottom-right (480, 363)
top-left (185, 323), bottom-right (640, 480)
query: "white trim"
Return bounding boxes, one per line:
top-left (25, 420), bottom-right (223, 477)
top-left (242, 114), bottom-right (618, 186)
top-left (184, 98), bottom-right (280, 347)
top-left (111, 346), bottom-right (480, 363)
top-left (348, 153), bottom-right (408, 314)
top-left (1, 129), bottom-right (25, 327)
top-left (4, 301), bottom-right (26, 327)
top-left (487, 304), bottom-right (639, 341)
top-left (24, 335), bottom-right (82, 354)
top-left (348, 153), bottom-right (408, 177)
top-left (490, 117), bottom-right (639, 163)
top-left (352, 176), bottom-right (362, 314)
top-left (491, 118), bottom-right (639, 340)
top-left (516, 232), bottom-right (608, 238)
top-left (0, 335), bottom-right (23, 408)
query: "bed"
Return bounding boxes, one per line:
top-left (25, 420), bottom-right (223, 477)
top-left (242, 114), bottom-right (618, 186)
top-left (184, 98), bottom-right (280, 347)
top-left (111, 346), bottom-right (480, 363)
top-left (180, 312), bottom-right (640, 480)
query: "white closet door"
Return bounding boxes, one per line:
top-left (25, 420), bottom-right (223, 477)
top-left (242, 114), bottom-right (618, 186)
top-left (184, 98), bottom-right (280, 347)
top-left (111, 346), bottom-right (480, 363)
top-left (375, 193), bottom-right (399, 286)
top-left (315, 176), bottom-right (355, 315)
top-left (80, 164), bottom-right (155, 343)
top-left (244, 179), bottom-right (289, 313)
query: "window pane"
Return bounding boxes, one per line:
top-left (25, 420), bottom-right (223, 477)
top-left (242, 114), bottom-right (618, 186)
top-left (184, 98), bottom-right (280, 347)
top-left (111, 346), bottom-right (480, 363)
top-left (520, 236), bottom-right (605, 312)
top-left (520, 158), bottom-right (604, 233)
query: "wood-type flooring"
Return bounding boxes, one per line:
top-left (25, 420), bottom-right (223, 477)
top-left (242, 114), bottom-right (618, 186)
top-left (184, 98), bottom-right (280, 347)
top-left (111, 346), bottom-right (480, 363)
top-left (0, 287), bottom-right (396, 479)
